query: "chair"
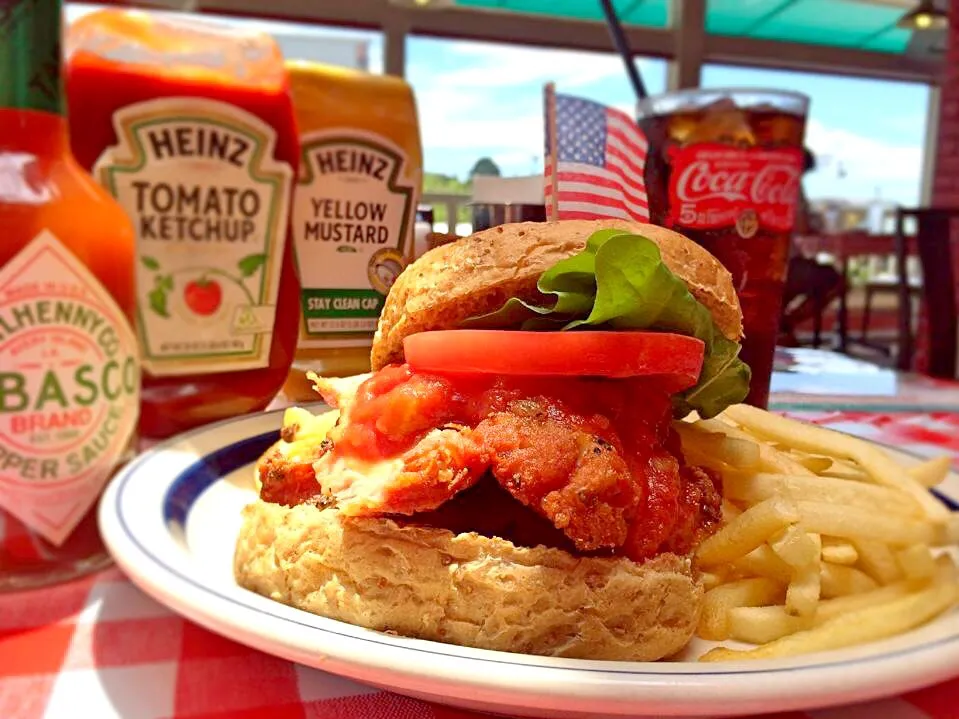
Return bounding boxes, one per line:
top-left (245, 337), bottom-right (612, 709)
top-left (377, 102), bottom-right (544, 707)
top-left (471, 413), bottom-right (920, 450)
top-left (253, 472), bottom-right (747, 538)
top-left (780, 234), bottom-right (846, 349)
top-left (895, 208), bottom-right (959, 378)
top-left (797, 231), bottom-right (901, 355)
top-left (860, 269), bottom-right (922, 348)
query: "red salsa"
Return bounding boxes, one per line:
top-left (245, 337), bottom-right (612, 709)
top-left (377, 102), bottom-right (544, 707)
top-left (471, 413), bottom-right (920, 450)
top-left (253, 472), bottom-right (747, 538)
top-left (308, 365), bottom-right (722, 561)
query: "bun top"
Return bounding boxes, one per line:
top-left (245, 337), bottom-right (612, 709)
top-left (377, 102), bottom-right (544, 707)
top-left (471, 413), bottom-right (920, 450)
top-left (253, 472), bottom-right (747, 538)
top-left (371, 219), bottom-right (742, 371)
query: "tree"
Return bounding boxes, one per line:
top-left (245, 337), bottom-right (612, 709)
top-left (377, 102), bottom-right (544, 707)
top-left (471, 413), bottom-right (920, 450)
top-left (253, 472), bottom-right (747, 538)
top-left (421, 172), bottom-right (472, 225)
top-left (469, 157), bottom-right (501, 178)
top-left (422, 172), bottom-right (470, 195)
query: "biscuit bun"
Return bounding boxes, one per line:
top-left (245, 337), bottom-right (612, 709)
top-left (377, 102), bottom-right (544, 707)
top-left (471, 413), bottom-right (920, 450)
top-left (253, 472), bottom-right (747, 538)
top-left (234, 501), bottom-right (702, 661)
top-left (372, 219), bottom-right (742, 371)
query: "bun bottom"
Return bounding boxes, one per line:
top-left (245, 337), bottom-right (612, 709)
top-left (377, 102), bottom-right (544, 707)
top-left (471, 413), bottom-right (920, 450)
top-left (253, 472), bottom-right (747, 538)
top-left (234, 501), bottom-right (703, 661)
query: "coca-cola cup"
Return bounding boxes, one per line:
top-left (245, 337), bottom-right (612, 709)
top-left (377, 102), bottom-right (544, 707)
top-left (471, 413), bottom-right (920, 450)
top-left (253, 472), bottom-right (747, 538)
top-left (636, 88), bottom-right (809, 408)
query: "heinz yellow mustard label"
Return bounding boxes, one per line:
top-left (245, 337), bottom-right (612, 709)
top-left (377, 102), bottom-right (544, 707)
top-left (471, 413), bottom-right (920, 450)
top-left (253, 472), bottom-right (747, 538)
top-left (287, 62), bottom-right (422, 351)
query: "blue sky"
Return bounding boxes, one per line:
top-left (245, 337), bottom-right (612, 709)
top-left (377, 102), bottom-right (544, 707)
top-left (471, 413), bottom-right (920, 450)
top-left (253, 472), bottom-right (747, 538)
top-left (67, 6), bottom-right (930, 207)
top-left (403, 37), bottom-right (930, 206)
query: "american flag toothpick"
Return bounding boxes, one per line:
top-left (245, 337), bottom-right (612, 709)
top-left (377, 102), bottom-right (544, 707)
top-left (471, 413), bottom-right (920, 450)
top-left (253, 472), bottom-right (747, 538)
top-left (543, 85), bottom-right (650, 223)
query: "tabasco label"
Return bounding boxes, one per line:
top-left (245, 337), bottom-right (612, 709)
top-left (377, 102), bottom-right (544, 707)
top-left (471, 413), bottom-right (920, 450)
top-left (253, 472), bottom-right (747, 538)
top-left (666, 143), bottom-right (803, 238)
top-left (94, 97), bottom-right (294, 376)
top-left (0, 232), bottom-right (140, 546)
top-left (292, 130), bottom-right (416, 348)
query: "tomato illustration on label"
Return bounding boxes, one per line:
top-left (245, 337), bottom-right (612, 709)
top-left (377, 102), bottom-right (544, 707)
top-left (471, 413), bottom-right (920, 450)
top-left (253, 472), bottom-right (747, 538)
top-left (184, 279), bottom-right (223, 316)
top-left (140, 253), bottom-right (266, 320)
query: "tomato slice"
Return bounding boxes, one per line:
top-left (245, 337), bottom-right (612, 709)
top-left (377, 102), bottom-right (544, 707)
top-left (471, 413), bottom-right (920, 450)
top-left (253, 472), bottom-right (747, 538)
top-left (403, 330), bottom-right (705, 390)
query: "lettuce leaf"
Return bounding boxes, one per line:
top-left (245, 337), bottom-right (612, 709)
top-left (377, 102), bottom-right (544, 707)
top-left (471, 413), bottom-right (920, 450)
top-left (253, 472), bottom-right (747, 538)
top-left (461, 229), bottom-right (750, 418)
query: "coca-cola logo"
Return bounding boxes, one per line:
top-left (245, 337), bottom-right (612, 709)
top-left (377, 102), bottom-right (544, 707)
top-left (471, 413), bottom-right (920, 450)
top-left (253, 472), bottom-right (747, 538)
top-left (675, 156), bottom-right (800, 205)
top-left (676, 160), bottom-right (750, 203)
top-left (666, 143), bottom-right (803, 233)
top-left (752, 164), bottom-right (801, 205)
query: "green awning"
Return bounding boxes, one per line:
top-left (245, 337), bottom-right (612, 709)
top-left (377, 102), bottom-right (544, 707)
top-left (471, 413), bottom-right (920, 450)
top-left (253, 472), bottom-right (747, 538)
top-left (453, 0), bottom-right (916, 54)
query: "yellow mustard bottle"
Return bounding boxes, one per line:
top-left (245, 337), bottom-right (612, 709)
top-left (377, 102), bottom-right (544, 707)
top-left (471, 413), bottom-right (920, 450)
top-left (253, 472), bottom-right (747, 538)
top-left (283, 61), bottom-right (423, 402)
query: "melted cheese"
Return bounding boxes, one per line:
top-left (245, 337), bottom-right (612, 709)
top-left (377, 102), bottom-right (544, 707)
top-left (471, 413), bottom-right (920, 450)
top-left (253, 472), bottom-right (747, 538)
top-left (254, 406), bottom-right (340, 493)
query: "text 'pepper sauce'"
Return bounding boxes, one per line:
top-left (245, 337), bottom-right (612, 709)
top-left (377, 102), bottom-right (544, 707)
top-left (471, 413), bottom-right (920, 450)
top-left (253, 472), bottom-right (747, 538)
top-left (65, 10), bottom-right (301, 439)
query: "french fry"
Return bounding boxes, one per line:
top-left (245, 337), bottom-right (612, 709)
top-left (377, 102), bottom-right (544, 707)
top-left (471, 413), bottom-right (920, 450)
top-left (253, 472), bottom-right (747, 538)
top-left (935, 553), bottom-right (959, 579)
top-left (721, 404), bottom-right (950, 523)
top-left (722, 500), bottom-right (743, 521)
top-left (945, 513), bottom-right (959, 545)
top-left (729, 580), bottom-right (917, 641)
top-left (770, 527), bottom-right (820, 569)
top-left (820, 563), bottom-right (879, 598)
top-left (908, 456), bottom-right (952, 488)
top-left (701, 571), bottom-right (728, 591)
top-left (785, 533), bottom-right (821, 618)
top-left (723, 473), bottom-right (924, 519)
top-left (700, 576), bottom-right (959, 662)
top-left (696, 498), bottom-right (800, 567)
top-left (690, 405), bottom-right (958, 661)
top-left (794, 501), bottom-right (936, 547)
top-left (699, 578), bottom-right (785, 641)
top-left (821, 458), bottom-right (871, 482)
top-left (814, 580), bottom-right (914, 623)
top-left (896, 544), bottom-right (938, 581)
top-left (731, 544), bottom-right (794, 584)
top-left (727, 605), bottom-right (812, 644)
top-left (675, 423), bottom-right (760, 472)
top-left (719, 438), bottom-right (762, 471)
top-left (852, 539), bottom-right (905, 585)
top-left (695, 418), bottom-right (814, 476)
top-left (786, 564), bottom-right (822, 618)
top-left (821, 538), bottom-right (858, 566)
top-left (791, 454), bottom-right (833, 474)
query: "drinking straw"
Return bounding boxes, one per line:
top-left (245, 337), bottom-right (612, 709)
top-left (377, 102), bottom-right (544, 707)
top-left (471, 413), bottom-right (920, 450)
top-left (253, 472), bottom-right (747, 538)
top-left (599, 0), bottom-right (648, 101)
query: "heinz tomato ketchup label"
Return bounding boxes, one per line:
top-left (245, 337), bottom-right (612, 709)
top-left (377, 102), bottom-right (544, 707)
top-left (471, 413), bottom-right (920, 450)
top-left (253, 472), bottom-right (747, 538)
top-left (94, 98), bottom-right (293, 377)
top-left (666, 143), bottom-right (803, 237)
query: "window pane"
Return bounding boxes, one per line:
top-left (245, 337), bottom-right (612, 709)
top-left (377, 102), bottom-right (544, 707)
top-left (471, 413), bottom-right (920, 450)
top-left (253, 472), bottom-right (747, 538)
top-left (702, 63), bottom-right (929, 215)
top-left (65, 3), bottom-right (384, 73)
top-left (407, 35), bottom-right (666, 182)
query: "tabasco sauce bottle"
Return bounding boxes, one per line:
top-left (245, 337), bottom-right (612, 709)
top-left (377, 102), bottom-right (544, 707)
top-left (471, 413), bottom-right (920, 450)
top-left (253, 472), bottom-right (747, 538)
top-left (0, 0), bottom-right (140, 589)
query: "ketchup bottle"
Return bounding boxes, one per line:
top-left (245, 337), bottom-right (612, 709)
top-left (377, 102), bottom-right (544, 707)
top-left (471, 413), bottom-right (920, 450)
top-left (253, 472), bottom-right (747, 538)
top-left (65, 10), bottom-right (301, 439)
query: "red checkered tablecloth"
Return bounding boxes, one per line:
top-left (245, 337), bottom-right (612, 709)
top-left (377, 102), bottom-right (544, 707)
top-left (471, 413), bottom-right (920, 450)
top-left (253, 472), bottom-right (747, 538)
top-left (3, 409), bottom-right (959, 719)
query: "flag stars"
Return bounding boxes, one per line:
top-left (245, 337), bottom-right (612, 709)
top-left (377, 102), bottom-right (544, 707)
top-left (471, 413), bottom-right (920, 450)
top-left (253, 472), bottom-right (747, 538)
top-left (556, 95), bottom-right (607, 166)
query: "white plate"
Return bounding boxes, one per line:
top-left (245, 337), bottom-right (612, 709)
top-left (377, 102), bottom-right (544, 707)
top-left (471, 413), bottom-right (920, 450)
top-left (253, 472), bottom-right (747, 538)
top-left (99, 408), bottom-right (959, 719)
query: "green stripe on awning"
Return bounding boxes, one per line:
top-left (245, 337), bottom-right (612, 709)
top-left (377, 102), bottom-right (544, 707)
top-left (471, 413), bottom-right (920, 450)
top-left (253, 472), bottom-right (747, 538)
top-left (453, 0), bottom-right (915, 54)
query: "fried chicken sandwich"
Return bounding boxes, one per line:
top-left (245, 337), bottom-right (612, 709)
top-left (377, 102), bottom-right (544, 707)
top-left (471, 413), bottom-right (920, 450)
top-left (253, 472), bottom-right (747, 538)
top-left (234, 219), bottom-right (751, 661)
